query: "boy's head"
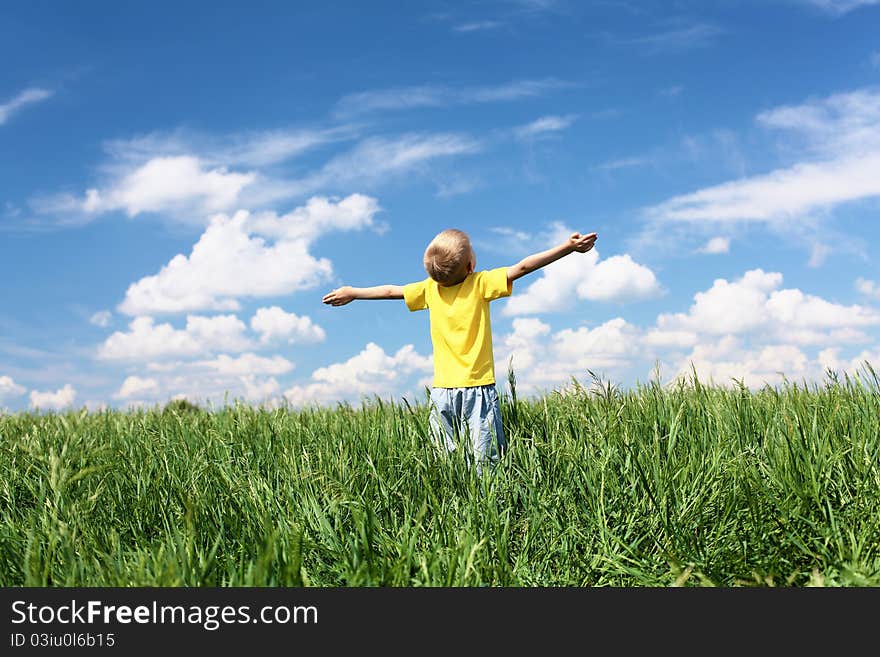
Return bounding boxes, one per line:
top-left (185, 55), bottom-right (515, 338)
top-left (423, 228), bottom-right (475, 286)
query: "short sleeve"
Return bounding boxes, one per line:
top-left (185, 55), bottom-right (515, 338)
top-left (478, 267), bottom-right (512, 301)
top-left (403, 278), bottom-right (429, 311)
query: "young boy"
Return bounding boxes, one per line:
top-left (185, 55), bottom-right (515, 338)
top-left (322, 228), bottom-right (597, 473)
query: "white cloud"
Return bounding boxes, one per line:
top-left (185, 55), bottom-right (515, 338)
top-left (659, 85), bottom-right (684, 97)
top-left (241, 376), bottom-right (281, 402)
top-left (514, 114), bottom-right (578, 139)
top-left (118, 194), bottom-right (379, 316)
top-left (102, 126), bottom-right (356, 170)
top-left (195, 353), bottom-right (294, 376)
top-left (80, 156), bottom-right (256, 219)
top-left (504, 224), bottom-right (661, 315)
top-left (552, 318), bottom-right (642, 371)
top-left (655, 269), bottom-right (880, 342)
top-left (575, 254), bottom-right (661, 302)
top-left (647, 154), bottom-right (880, 224)
top-left (496, 266), bottom-right (880, 396)
top-left (818, 346), bottom-right (880, 379)
top-left (495, 317), bottom-right (642, 394)
top-left (591, 156), bottom-right (653, 171)
top-left (296, 134), bottom-right (480, 194)
top-left (0, 87), bottom-right (53, 125)
top-left (0, 375), bottom-right (26, 401)
top-left (856, 277), bottom-right (880, 300)
top-left (30, 384), bottom-right (76, 411)
top-left (334, 79), bottom-right (572, 116)
top-left (115, 352), bottom-right (294, 408)
top-left (645, 89), bottom-right (880, 248)
top-left (29, 128), bottom-right (468, 227)
top-left (796, 0), bottom-right (880, 14)
top-left (610, 22), bottom-right (723, 53)
top-left (453, 20), bottom-right (505, 32)
top-left (114, 376), bottom-right (159, 400)
top-left (89, 310), bottom-right (112, 327)
top-left (283, 342), bottom-right (431, 406)
top-left (498, 317), bottom-right (552, 373)
top-left (250, 306), bottom-right (325, 344)
top-left (97, 315), bottom-right (251, 361)
top-left (697, 237), bottom-right (730, 254)
top-left (669, 340), bottom-right (812, 389)
top-left (643, 329), bottom-right (699, 349)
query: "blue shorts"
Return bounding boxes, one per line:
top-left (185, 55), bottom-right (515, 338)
top-left (428, 384), bottom-right (507, 471)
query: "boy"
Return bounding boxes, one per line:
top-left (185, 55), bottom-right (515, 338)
top-left (322, 228), bottom-right (597, 473)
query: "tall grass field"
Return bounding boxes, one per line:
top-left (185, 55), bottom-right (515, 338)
top-left (2, 366), bottom-right (879, 587)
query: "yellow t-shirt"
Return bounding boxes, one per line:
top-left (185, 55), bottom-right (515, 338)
top-left (403, 267), bottom-right (512, 388)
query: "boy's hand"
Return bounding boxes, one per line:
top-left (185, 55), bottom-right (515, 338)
top-left (569, 232), bottom-right (597, 253)
top-left (322, 286), bottom-right (356, 306)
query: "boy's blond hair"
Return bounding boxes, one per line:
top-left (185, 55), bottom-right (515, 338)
top-left (423, 229), bottom-right (473, 285)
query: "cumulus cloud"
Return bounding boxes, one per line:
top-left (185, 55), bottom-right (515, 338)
top-left (97, 315), bottom-right (251, 361)
top-left (697, 237), bottom-right (730, 254)
top-left (283, 342), bottom-right (431, 406)
top-left (495, 317), bottom-right (642, 394)
top-left (114, 376), bottom-right (159, 400)
top-left (79, 156), bottom-right (256, 219)
top-left (503, 223), bottom-right (662, 315)
top-left (250, 306), bottom-right (325, 344)
top-left (0, 375), bottom-right (26, 401)
top-left (669, 339), bottom-right (813, 389)
top-left (113, 352), bottom-right (295, 408)
top-left (30, 384), bottom-right (76, 411)
top-left (240, 376), bottom-right (281, 403)
top-left (194, 353), bottom-right (294, 376)
top-left (0, 87), bottom-right (53, 126)
top-left (118, 194), bottom-right (379, 316)
top-left (818, 346), bottom-right (880, 379)
top-left (495, 266), bottom-right (880, 395)
top-left (655, 268), bottom-right (880, 343)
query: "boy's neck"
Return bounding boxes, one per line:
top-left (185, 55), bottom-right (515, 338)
top-left (439, 271), bottom-right (470, 287)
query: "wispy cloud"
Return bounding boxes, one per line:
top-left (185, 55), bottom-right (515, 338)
top-left (856, 277), bottom-right (880, 300)
top-left (27, 127), bottom-right (477, 227)
top-left (608, 22), bottom-right (723, 53)
top-left (0, 87), bottom-right (53, 126)
top-left (283, 133), bottom-right (482, 198)
top-left (659, 85), bottom-right (684, 97)
top-left (591, 156), bottom-right (653, 171)
top-left (794, 0), bottom-right (880, 15)
top-left (453, 20), bottom-right (505, 33)
top-left (334, 78), bottom-right (573, 117)
top-left (513, 114), bottom-right (578, 140)
top-left (642, 88), bottom-right (880, 263)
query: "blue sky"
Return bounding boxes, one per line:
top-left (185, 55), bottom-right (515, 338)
top-left (2, 0), bottom-right (880, 411)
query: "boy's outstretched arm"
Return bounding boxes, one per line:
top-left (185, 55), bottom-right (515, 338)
top-left (507, 232), bottom-right (597, 283)
top-left (322, 284), bottom-right (404, 307)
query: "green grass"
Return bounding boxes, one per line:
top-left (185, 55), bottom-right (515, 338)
top-left (1, 364), bottom-right (879, 587)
